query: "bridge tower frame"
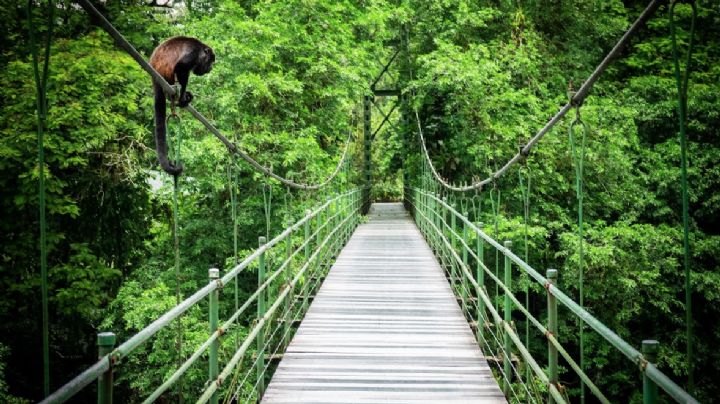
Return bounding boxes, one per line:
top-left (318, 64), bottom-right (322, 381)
top-left (361, 25), bottom-right (409, 214)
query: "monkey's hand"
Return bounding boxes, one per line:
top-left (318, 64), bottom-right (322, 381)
top-left (178, 91), bottom-right (194, 107)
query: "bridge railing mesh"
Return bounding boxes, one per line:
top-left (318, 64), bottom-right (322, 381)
top-left (405, 187), bottom-right (698, 404)
top-left (42, 189), bottom-right (362, 404)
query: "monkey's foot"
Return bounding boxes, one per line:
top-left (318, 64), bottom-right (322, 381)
top-left (162, 161), bottom-right (184, 176)
top-left (178, 91), bottom-right (193, 107)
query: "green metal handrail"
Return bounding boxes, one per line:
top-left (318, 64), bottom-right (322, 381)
top-left (207, 194), bottom-right (360, 403)
top-left (411, 191), bottom-right (605, 403)
top-left (42, 189), bottom-right (362, 404)
top-left (405, 186), bottom-right (698, 404)
top-left (406, 191), bottom-right (565, 403)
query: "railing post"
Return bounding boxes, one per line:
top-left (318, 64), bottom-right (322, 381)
top-left (547, 268), bottom-right (559, 402)
top-left (643, 340), bottom-right (659, 404)
top-left (503, 240), bottom-right (513, 396)
top-left (423, 190), bottom-right (428, 233)
top-left (208, 268), bottom-right (220, 404)
top-left (340, 195), bottom-right (346, 242)
top-left (257, 237), bottom-right (267, 400)
top-left (441, 197), bottom-right (449, 271)
top-left (450, 207), bottom-right (458, 292)
top-left (283, 220), bottom-right (292, 352)
top-left (419, 189), bottom-right (425, 234)
top-left (433, 194), bottom-right (439, 242)
top-left (316, 205), bottom-right (323, 248)
top-left (97, 332), bottom-right (116, 404)
top-left (316, 204), bottom-right (325, 276)
top-left (461, 212), bottom-right (469, 315)
top-left (344, 194), bottom-right (350, 242)
top-left (476, 222), bottom-right (485, 342)
top-left (303, 210), bottom-right (311, 312)
top-left (327, 197), bottom-right (334, 259)
top-left (424, 190), bottom-right (430, 237)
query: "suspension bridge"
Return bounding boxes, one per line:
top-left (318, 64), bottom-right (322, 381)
top-left (29, 0), bottom-right (702, 403)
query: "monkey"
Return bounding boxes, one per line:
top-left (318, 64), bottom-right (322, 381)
top-left (149, 36), bottom-right (215, 176)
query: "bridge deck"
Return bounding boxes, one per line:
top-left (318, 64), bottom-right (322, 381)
top-left (263, 203), bottom-right (505, 403)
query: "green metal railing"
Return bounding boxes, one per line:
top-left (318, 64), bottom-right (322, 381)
top-left (405, 186), bottom-right (698, 404)
top-left (42, 189), bottom-right (362, 404)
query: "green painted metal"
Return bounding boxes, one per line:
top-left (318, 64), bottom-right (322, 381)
top-left (227, 159), bottom-right (240, 350)
top-left (27, 0), bottom-right (54, 395)
top-left (669, 0), bottom-right (697, 389)
top-left (489, 187), bottom-right (501, 314)
top-left (410, 193), bottom-right (608, 403)
top-left (547, 269), bottom-right (559, 403)
top-left (304, 208), bottom-right (312, 312)
top-left (42, 190), bottom-right (361, 404)
top-left (461, 212), bottom-right (469, 314)
top-left (406, 188), bottom-right (698, 404)
top-left (518, 165), bottom-right (531, 387)
top-left (284, 218), bottom-right (292, 351)
top-left (198, 199), bottom-right (360, 403)
top-left (475, 221), bottom-right (485, 341)
top-left (208, 268), bottom-right (219, 404)
top-left (167, 114), bottom-right (185, 402)
top-left (450, 207), bottom-right (458, 291)
top-left (363, 95), bottom-right (372, 213)
top-left (97, 333), bottom-right (116, 404)
top-left (503, 240), bottom-right (512, 396)
top-left (316, 204), bottom-right (323, 250)
top-left (643, 340), bottom-right (659, 404)
top-left (406, 194), bottom-right (566, 403)
top-left (257, 237), bottom-right (267, 400)
top-left (502, 320), bottom-right (566, 404)
top-left (568, 101), bottom-right (588, 404)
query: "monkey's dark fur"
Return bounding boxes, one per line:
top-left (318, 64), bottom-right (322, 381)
top-left (150, 36), bottom-right (215, 175)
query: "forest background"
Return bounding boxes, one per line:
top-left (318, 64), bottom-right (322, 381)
top-left (0, 0), bottom-right (718, 402)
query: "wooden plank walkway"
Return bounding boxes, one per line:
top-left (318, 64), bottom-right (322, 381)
top-left (262, 203), bottom-right (506, 403)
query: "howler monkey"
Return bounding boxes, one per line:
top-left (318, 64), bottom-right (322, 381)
top-left (149, 36), bottom-right (215, 175)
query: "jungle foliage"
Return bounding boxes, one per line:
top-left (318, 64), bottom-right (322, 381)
top-left (0, 0), bottom-right (718, 402)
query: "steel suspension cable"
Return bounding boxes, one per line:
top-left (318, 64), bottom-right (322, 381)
top-left (669, 0), bottom-right (697, 390)
top-left (27, 0), bottom-right (54, 396)
top-left (568, 102), bottom-right (589, 404)
top-left (263, 176), bottom-right (273, 240)
top-left (517, 164), bottom-right (531, 388)
top-left (77, 0), bottom-right (353, 190)
top-left (168, 114), bottom-right (186, 402)
top-left (413, 0), bottom-right (661, 192)
top-left (226, 155), bottom-right (240, 349)
top-left (489, 184), bottom-right (501, 314)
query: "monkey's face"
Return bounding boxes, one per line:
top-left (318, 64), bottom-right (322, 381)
top-left (194, 46), bottom-right (216, 76)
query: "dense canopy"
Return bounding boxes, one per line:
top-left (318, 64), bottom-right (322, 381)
top-left (1, 0), bottom-right (718, 402)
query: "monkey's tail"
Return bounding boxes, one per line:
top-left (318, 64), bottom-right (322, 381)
top-left (154, 81), bottom-right (184, 176)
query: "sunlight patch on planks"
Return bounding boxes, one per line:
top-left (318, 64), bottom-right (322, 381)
top-left (262, 203), bottom-right (506, 403)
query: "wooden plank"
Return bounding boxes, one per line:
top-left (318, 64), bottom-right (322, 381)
top-left (262, 203), bottom-right (506, 403)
